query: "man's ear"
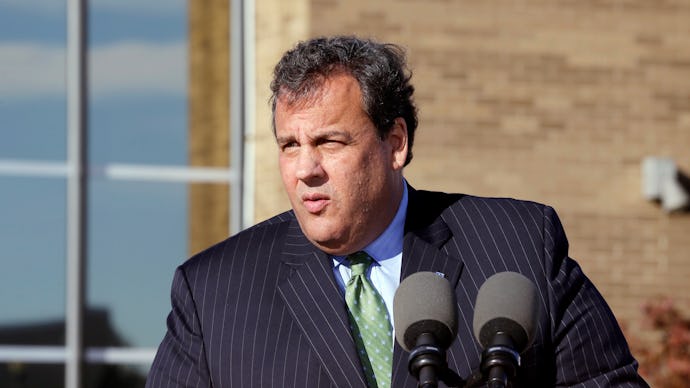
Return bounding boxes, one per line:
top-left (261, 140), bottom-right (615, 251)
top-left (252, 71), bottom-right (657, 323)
top-left (388, 117), bottom-right (408, 171)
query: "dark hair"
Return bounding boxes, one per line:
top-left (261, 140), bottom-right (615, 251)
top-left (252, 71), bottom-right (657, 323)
top-left (270, 36), bottom-right (418, 166)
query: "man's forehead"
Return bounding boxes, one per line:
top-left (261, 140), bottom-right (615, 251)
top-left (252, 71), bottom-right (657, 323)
top-left (276, 86), bottom-right (326, 112)
top-left (277, 72), bottom-right (360, 109)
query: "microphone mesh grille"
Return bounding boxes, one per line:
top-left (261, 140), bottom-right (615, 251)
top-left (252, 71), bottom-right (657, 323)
top-left (393, 272), bottom-right (458, 351)
top-left (472, 271), bottom-right (539, 351)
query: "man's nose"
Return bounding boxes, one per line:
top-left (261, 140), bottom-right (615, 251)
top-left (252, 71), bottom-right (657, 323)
top-left (295, 147), bottom-right (325, 181)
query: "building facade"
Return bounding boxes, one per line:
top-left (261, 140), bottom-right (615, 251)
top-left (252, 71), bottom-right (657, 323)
top-left (1, 0), bottom-right (689, 387)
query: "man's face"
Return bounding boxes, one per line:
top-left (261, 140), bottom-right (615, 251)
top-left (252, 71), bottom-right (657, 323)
top-left (275, 74), bottom-right (408, 255)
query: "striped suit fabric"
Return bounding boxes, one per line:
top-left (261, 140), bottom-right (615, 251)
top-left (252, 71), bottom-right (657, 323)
top-left (146, 186), bottom-right (647, 387)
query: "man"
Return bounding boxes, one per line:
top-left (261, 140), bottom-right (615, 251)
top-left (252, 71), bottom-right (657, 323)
top-left (147, 36), bottom-right (647, 387)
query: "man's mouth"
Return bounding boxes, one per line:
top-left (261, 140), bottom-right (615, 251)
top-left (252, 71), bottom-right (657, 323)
top-left (302, 193), bottom-right (330, 214)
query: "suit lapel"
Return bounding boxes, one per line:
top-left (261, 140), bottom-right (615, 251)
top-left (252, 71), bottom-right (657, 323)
top-left (276, 219), bottom-right (367, 387)
top-left (401, 186), bottom-right (464, 287)
top-left (399, 232), bottom-right (464, 290)
top-left (392, 187), bottom-right (466, 387)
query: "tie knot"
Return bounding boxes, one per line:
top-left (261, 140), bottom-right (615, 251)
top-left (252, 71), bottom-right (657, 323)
top-left (348, 251), bottom-right (373, 276)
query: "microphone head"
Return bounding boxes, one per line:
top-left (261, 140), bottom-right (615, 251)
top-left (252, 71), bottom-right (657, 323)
top-left (472, 272), bottom-right (540, 352)
top-left (393, 272), bottom-right (458, 352)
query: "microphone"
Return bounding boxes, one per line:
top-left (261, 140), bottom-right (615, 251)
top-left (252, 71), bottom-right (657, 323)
top-left (394, 272), bottom-right (458, 388)
top-left (472, 272), bottom-right (540, 388)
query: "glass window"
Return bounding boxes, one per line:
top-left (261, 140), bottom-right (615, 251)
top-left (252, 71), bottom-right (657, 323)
top-left (87, 179), bottom-right (190, 348)
top-left (0, 2), bottom-right (67, 161)
top-left (0, 177), bottom-right (66, 344)
top-left (88, 0), bottom-right (188, 166)
top-left (85, 363), bottom-right (146, 388)
top-left (0, 363), bottom-right (64, 388)
top-left (88, 95), bottom-right (187, 165)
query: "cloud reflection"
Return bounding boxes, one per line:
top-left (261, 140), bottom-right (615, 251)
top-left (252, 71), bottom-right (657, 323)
top-left (0, 41), bottom-right (186, 98)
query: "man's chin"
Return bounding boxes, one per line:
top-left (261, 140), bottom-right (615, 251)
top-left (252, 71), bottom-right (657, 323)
top-left (304, 232), bottom-right (351, 255)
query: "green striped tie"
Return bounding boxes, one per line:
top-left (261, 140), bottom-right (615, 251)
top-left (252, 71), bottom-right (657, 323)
top-left (345, 251), bottom-right (393, 388)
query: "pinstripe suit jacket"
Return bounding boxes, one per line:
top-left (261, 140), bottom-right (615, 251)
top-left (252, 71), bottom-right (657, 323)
top-left (146, 187), bottom-right (647, 387)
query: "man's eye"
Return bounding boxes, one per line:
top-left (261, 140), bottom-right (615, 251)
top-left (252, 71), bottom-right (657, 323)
top-left (320, 139), bottom-right (344, 148)
top-left (281, 142), bottom-right (298, 151)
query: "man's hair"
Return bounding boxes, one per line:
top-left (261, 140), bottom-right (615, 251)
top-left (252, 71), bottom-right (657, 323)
top-left (270, 35), bottom-right (418, 166)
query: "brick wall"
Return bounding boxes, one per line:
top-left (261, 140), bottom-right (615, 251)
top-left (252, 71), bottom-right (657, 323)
top-left (253, 0), bottom-right (690, 334)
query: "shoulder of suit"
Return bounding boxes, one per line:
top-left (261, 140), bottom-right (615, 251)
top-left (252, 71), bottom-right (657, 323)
top-left (454, 193), bottom-right (548, 213)
top-left (407, 190), bottom-right (558, 229)
top-left (412, 189), bottom-right (551, 218)
top-left (180, 210), bottom-right (296, 271)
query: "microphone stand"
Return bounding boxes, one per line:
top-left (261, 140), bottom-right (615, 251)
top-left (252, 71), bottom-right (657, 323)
top-left (478, 332), bottom-right (520, 388)
top-left (407, 333), bottom-right (468, 388)
top-left (408, 333), bottom-right (445, 388)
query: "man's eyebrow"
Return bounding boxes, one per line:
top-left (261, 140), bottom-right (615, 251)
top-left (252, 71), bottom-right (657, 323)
top-left (313, 130), bottom-right (352, 140)
top-left (275, 135), bottom-right (295, 144)
top-left (276, 130), bottom-right (353, 144)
